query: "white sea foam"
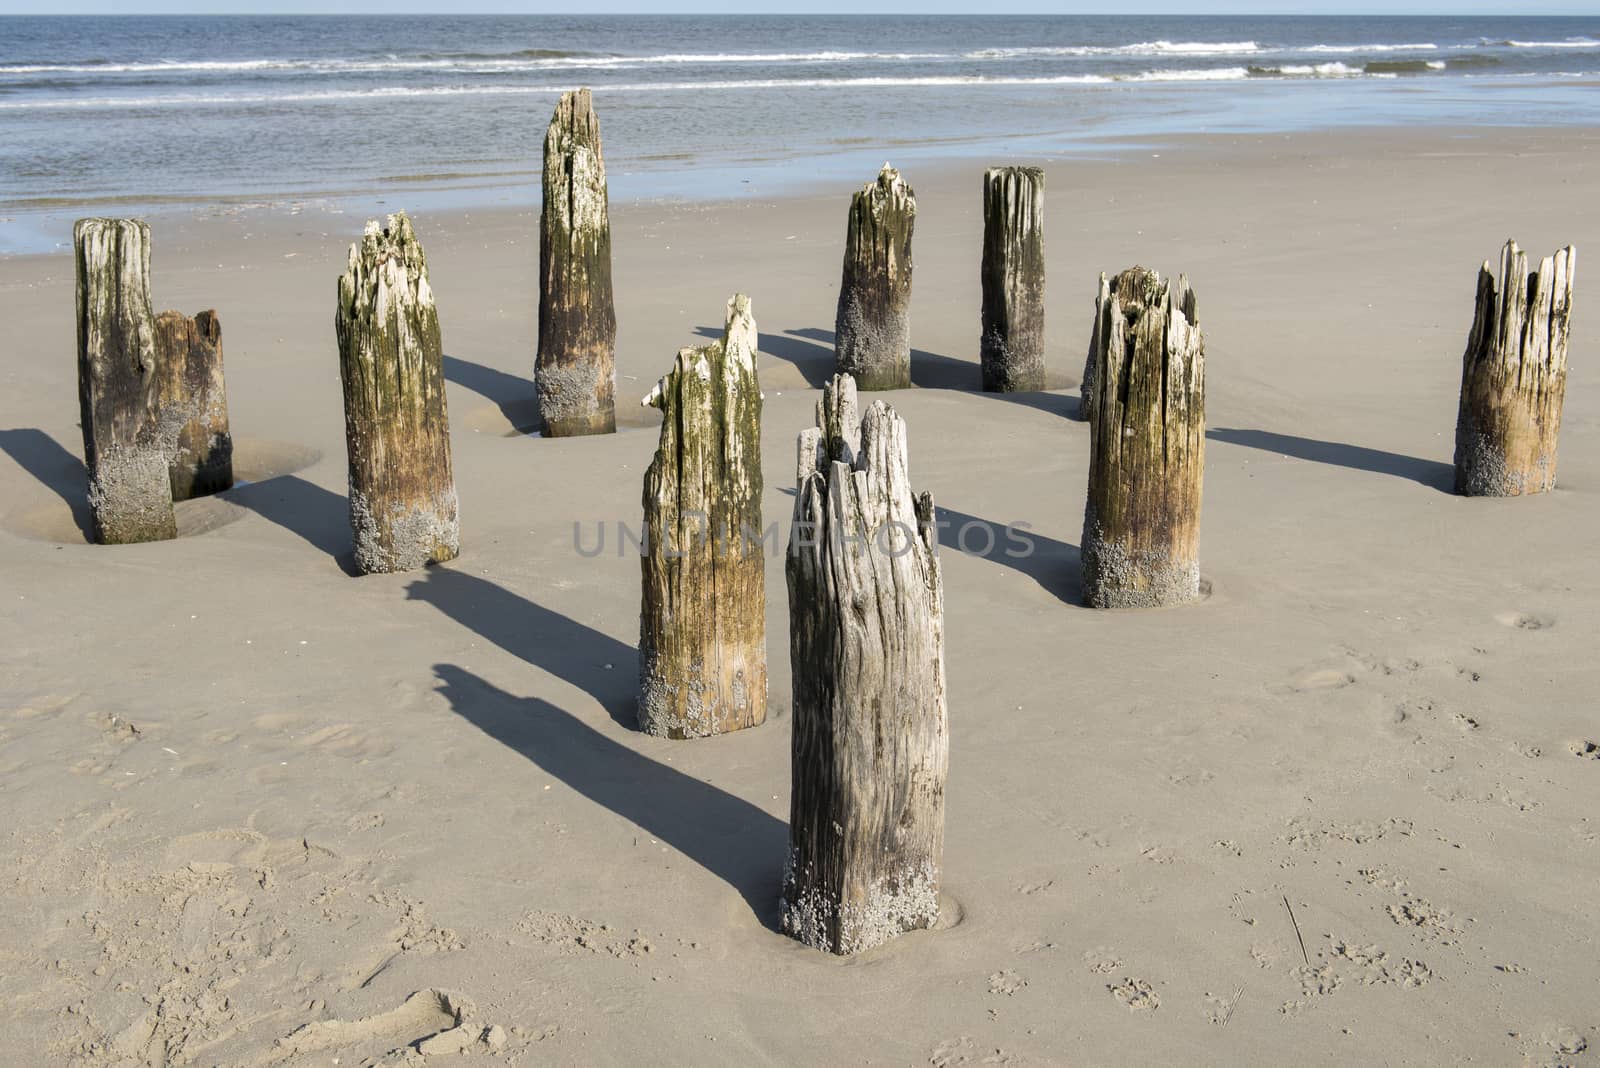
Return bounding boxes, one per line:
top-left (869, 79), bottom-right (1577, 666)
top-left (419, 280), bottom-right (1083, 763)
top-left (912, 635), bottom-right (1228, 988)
top-left (965, 40), bottom-right (1259, 59)
top-left (1503, 38), bottom-right (1600, 49)
top-left (1299, 43), bottom-right (1439, 54)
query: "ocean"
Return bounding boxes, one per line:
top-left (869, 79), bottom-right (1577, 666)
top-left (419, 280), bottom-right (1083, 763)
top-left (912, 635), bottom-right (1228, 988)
top-left (2, 14), bottom-right (1599, 224)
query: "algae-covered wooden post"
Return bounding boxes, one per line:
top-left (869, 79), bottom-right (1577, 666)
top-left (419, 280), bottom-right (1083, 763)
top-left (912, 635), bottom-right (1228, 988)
top-left (1081, 267), bottom-right (1205, 608)
top-left (638, 294), bottom-right (767, 739)
top-left (336, 212), bottom-right (459, 574)
top-left (537, 88), bottom-right (617, 437)
top-left (74, 217), bottom-right (176, 544)
top-left (835, 164), bottom-right (916, 390)
top-left (784, 373), bottom-right (948, 955)
top-left (154, 309), bottom-right (232, 499)
top-left (1454, 240), bottom-right (1576, 497)
top-left (980, 166), bottom-right (1046, 392)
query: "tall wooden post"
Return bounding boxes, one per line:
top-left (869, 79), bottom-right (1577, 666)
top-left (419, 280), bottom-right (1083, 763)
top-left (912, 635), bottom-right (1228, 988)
top-left (1454, 240), bottom-right (1576, 497)
top-left (154, 309), bottom-right (233, 500)
top-left (980, 166), bottom-right (1046, 392)
top-left (835, 164), bottom-right (916, 391)
top-left (638, 294), bottom-right (767, 739)
top-left (75, 217), bottom-right (176, 545)
top-left (336, 212), bottom-right (460, 575)
top-left (538, 88), bottom-right (617, 437)
top-left (1080, 267), bottom-right (1205, 608)
top-left (784, 373), bottom-right (948, 955)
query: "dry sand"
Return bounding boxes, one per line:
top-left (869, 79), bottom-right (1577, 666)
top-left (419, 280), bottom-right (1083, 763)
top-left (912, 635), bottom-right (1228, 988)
top-left (1, 125), bottom-right (1597, 1066)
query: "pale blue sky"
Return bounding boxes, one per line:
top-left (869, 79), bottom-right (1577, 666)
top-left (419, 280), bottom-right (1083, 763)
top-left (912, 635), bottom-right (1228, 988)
top-left (1, 1), bottom-right (1596, 13)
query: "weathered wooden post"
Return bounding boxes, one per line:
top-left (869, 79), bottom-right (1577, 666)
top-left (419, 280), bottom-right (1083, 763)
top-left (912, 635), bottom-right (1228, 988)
top-left (783, 374), bottom-right (948, 955)
top-left (1080, 267), bottom-right (1205, 608)
top-left (75, 217), bottom-right (176, 544)
top-left (1454, 240), bottom-right (1576, 497)
top-left (154, 309), bottom-right (233, 499)
top-left (980, 166), bottom-right (1046, 392)
top-left (336, 212), bottom-right (460, 574)
top-left (638, 294), bottom-right (767, 738)
top-left (835, 164), bottom-right (916, 390)
top-left (537, 88), bottom-right (617, 437)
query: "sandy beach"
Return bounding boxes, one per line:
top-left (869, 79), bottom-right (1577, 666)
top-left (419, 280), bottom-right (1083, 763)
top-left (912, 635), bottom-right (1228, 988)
top-left (1, 123), bottom-right (1598, 1065)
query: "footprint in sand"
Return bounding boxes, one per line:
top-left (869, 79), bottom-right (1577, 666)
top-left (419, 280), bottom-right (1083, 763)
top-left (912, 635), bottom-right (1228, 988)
top-left (1570, 740), bottom-right (1600, 760)
top-left (1288, 667), bottom-right (1357, 692)
top-left (1496, 611), bottom-right (1555, 631)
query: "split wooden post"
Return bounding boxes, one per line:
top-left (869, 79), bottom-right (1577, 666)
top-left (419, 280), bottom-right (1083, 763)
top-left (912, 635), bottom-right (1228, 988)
top-left (154, 309), bottom-right (233, 499)
top-left (638, 294), bottom-right (767, 739)
top-left (1454, 240), bottom-right (1576, 497)
top-left (783, 373), bottom-right (948, 955)
top-left (980, 166), bottom-right (1046, 392)
top-left (335, 212), bottom-right (460, 574)
top-left (74, 217), bottom-right (176, 544)
top-left (1080, 267), bottom-right (1206, 608)
top-left (537, 88), bottom-right (617, 437)
top-left (835, 164), bottom-right (916, 390)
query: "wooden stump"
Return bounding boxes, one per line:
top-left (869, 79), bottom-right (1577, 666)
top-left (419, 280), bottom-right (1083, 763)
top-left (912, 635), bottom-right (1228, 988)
top-left (537, 88), bottom-right (617, 437)
top-left (336, 212), bottom-right (460, 574)
top-left (74, 217), bottom-right (176, 545)
top-left (784, 373), bottom-right (948, 955)
top-left (1454, 240), bottom-right (1576, 497)
top-left (835, 164), bottom-right (916, 391)
top-left (1080, 267), bottom-right (1205, 608)
top-left (154, 309), bottom-right (233, 500)
top-left (638, 294), bottom-right (767, 739)
top-left (980, 166), bottom-right (1046, 392)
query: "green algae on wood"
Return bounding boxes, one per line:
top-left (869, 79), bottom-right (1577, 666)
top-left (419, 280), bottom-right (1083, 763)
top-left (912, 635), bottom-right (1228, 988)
top-left (75, 217), bottom-right (177, 545)
top-left (784, 373), bottom-right (948, 955)
top-left (979, 166), bottom-right (1046, 393)
top-left (1080, 267), bottom-right (1205, 609)
top-left (1454, 240), bottom-right (1576, 497)
top-left (638, 294), bottom-right (766, 739)
top-left (538, 88), bottom-right (617, 437)
top-left (336, 212), bottom-right (460, 575)
top-left (835, 164), bottom-right (916, 391)
top-left (154, 308), bottom-right (233, 500)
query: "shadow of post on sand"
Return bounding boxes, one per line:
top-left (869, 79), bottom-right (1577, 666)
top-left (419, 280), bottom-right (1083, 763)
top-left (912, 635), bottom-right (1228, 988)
top-left (432, 662), bottom-right (786, 930)
top-left (1207, 427), bottom-right (1454, 493)
top-left (443, 354), bottom-right (541, 433)
top-left (405, 565), bottom-right (640, 730)
top-left (226, 474), bottom-right (362, 575)
top-left (0, 427), bottom-right (95, 539)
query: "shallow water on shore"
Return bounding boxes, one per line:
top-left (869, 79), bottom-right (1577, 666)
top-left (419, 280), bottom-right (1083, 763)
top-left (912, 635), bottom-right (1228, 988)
top-left (2, 13), bottom-right (1599, 240)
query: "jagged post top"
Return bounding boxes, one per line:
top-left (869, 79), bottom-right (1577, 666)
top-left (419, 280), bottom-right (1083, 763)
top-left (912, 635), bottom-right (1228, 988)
top-left (338, 212), bottom-right (433, 315)
top-left (859, 162), bottom-right (915, 217)
top-left (1477, 239), bottom-right (1577, 372)
top-left (547, 88), bottom-right (604, 158)
top-left (641, 293), bottom-right (759, 410)
top-left (1101, 265), bottom-right (1197, 327)
top-left (983, 164), bottom-right (1045, 185)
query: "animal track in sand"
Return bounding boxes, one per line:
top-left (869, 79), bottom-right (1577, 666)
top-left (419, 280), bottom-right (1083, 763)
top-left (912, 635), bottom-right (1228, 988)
top-left (987, 969), bottom-right (1027, 996)
top-left (1108, 977), bottom-right (1160, 1012)
top-left (1571, 740), bottom-right (1600, 760)
top-left (1083, 947), bottom-right (1121, 974)
top-left (928, 1035), bottom-right (1016, 1066)
top-left (1496, 610), bottom-right (1555, 631)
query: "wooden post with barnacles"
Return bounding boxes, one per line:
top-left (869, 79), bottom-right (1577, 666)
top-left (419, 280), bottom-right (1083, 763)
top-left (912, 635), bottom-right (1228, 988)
top-left (537, 88), bottom-right (617, 437)
top-left (1454, 239), bottom-right (1576, 497)
top-left (1080, 267), bottom-right (1205, 608)
top-left (74, 217), bottom-right (177, 544)
top-left (783, 373), bottom-right (948, 955)
top-left (637, 294), bottom-right (767, 739)
top-left (154, 309), bottom-right (233, 500)
top-left (336, 212), bottom-right (460, 574)
top-left (980, 166), bottom-right (1046, 392)
top-left (835, 164), bottom-right (916, 391)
